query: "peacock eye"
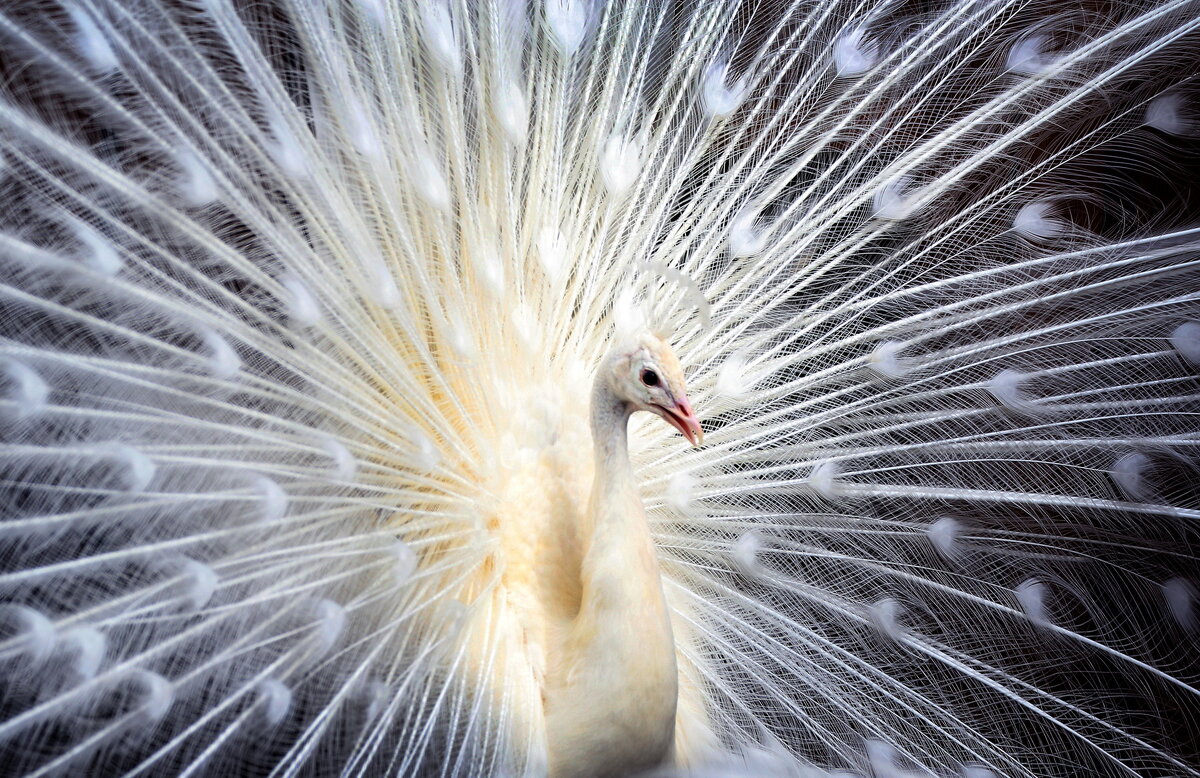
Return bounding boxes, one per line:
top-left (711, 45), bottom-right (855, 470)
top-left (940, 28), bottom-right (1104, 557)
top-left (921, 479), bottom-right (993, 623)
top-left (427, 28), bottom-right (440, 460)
top-left (641, 369), bottom-right (660, 387)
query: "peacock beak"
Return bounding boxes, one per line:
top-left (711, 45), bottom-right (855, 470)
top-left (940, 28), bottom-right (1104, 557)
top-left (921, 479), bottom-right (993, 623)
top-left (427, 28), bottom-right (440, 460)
top-left (659, 395), bottom-right (703, 447)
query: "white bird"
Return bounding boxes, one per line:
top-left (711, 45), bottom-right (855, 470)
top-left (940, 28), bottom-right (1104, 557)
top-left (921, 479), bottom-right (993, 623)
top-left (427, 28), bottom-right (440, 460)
top-left (543, 333), bottom-right (699, 777)
top-left (0, 1), bottom-right (1198, 777)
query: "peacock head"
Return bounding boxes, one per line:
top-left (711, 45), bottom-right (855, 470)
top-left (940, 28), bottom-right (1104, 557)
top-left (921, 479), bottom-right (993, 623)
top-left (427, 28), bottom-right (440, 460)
top-left (607, 332), bottom-right (703, 447)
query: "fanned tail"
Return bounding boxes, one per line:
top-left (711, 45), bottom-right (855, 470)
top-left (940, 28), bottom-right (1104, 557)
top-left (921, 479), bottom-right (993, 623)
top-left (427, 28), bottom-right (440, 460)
top-left (0, 1), bottom-right (1197, 776)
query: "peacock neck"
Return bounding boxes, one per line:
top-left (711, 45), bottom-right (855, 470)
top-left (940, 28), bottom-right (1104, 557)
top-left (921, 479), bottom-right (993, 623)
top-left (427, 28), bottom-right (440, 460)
top-left (589, 371), bottom-right (635, 489)
top-left (542, 353), bottom-right (678, 777)
top-left (584, 357), bottom-right (663, 570)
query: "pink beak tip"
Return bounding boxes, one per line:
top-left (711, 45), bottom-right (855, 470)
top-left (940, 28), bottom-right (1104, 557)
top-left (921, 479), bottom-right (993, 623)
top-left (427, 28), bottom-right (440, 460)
top-left (664, 397), bottom-right (703, 448)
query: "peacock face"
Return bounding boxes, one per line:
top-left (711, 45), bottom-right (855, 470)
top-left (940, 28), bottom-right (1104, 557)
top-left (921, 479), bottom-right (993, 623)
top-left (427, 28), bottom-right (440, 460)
top-left (614, 334), bottom-right (703, 446)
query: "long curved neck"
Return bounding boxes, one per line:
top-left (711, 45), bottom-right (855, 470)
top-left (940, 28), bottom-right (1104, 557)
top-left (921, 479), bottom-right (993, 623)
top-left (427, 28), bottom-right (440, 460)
top-left (584, 368), bottom-right (660, 560)
top-left (543, 364), bottom-right (677, 777)
top-left (589, 372), bottom-right (635, 498)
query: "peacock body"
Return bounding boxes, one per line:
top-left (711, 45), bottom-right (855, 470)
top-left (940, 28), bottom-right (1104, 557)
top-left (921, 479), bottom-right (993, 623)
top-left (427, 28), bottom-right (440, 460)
top-left (0, 0), bottom-right (1198, 775)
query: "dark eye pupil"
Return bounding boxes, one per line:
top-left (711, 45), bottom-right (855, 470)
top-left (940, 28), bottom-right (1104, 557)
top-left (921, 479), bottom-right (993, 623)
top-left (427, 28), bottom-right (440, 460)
top-left (642, 369), bottom-right (659, 386)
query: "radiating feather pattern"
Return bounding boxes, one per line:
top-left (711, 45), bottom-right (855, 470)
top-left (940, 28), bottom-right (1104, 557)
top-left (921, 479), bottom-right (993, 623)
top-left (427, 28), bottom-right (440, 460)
top-left (0, 1), bottom-right (1198, 776)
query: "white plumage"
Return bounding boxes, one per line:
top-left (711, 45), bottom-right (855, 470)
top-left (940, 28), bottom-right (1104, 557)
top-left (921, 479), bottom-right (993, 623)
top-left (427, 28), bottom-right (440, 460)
top-left (0, 1), bottom-right (1198, 776)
